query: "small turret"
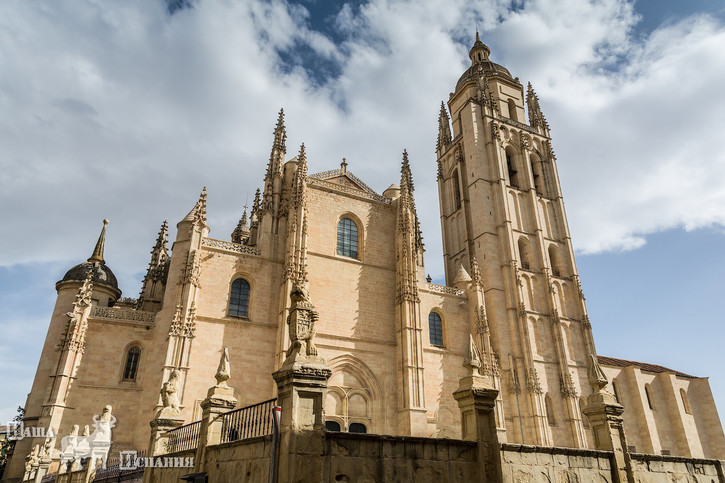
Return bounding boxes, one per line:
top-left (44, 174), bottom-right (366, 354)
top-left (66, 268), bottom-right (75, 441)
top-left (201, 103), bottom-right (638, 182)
top-left (57, 219), bottom-right (121, 305)
top-left (231, 206), bottom-right (250, 244)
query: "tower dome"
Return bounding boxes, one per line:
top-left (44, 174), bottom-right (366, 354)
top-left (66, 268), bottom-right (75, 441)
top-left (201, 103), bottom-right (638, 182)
top-left (56, 219), bottom-right (121, 299)
top-left (455, 32), bottom-right (515, 92)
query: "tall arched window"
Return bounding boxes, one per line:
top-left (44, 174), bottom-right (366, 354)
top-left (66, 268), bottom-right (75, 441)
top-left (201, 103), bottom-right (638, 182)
top-left (452, 169), bottom-right (462, 211)
top-left (506, 151), bottom-right (519, 188)
top-left (229, 278), bottom-right (251, 317)
top-left (548, 245), bottom-right (564, 277)
top-left (518, 237), bottom-right (532, 270)
top-left (531, 154), bottom-right (545, 196)
top-left (545, 394), bottom-right (556, 425)
top-left (123, 346), bottom-right (141, 381)
top-left (429, 312), bottom-right (444, 347)
top-left (337, 217), bottom-right (359, 259)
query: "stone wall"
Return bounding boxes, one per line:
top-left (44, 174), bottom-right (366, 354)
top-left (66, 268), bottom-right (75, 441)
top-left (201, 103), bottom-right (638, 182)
top-left (630, 452), bottom-right (725, 482)
top-left (323, 432), bottom-right (478, 482)
top-left (203, 436), bottom-right (273, 482)
top-left (142, 449), bottom-right (196, 483)
top-left (500, 444), bottom-right (614, 482)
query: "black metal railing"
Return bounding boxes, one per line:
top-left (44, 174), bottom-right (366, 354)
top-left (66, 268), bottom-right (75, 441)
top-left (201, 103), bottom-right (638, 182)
top-left (220, 398), bottom-right (276, 444)
top-left (165, 420), bottom-right (201, 453)
top-left (93, 449), bottom-right (146, 482)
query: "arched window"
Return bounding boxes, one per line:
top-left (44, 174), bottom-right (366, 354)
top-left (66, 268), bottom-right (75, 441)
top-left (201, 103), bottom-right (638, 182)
top-left (429, 312), bottom-right (444, 347)
top-left (545, 394), bottom-right (556, 426)
top-left (336, 217), bottom-right (359, 259)
top-left (518, 237), bottom-right (532, 270)
top-left (645, 384), bottom-right (655, 410)
top-left (452, 169), bottom-right (462, 211)
top-left (229, 278), bottom-right (251, 317)
top-left (508, 98), bottom-right (518, 122)
top-left (325, 421), bottom-right (341, 432)
top-left (506, 151), bottom-right (519, 188)
top-left (548, 245), bottom-right (564, 277)
top-left (123, 346), bottom-right (141, 381)
top-left (680, 388), bottom-right (692, 415)
top-left (349, 423), bottom-right (367, 434)
top-left (531, 154), bottom-right (545, 196)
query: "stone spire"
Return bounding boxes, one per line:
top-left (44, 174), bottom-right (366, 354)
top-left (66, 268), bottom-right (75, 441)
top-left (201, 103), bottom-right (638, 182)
top-left (231, 206), bottom-right (249, 244)
top-left (182, 187), bottom-right (208, 226)
top-left (437, 101), bottom-right (452, 152)
top-left (87, 219), bottom-right (109, 264)
top-left (292, 143), bottom-right (308, 210)
top-left (527, 82), bottom-right (549, 133)
top-left (399, 150), bottom-right (423, 251)
top-left (263, 108), bottom-right (287, 214)
top-left (138, 221), bottom-right (170, 312)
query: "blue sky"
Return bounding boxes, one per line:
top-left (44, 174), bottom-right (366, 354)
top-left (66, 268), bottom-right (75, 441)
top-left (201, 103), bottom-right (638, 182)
top-left (1, 0), bottom-right (724, 426)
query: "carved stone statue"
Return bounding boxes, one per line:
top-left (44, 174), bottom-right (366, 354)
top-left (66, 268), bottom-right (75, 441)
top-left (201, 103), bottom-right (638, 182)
top-left (463, 334), bottom-right (483, 376)
top-left (285, 280), bottom-right (319, 362)
top-left (158, 369), bottom-right (182, 418)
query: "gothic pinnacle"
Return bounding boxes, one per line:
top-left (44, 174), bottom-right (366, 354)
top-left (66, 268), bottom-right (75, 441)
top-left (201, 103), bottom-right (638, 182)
top-left (437, 101), bottom-right (452, 150)
top-left (231, 206), bottom-right (249, 244)
top-left (87, 219), bottom-right (109, 264)
top-left (400, 149), bottom-right (414, 193)
top-left (153, 220), bottom-right (169, 253)
top-left (182, 187), bottom-right (208, 225)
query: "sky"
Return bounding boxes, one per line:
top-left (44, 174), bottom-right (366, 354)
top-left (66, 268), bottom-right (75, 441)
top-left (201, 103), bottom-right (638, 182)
top-left (1, 0), bottom-right (724, 426)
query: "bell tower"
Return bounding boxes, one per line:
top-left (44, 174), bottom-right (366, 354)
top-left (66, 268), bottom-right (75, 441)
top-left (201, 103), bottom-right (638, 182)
top-left (436, 34), bottom-right (597, 448)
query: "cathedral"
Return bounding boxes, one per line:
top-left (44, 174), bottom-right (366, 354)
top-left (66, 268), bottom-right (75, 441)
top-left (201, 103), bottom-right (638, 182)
top-left (5, 34), bottom-right (725, 481)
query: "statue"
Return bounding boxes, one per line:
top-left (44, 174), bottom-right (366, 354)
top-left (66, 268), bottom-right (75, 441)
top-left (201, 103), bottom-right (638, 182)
top-left (161, 370), bottom-right (181, 412)
top-left (59, 405), bottom-right (116, 470)
top-left (285, 280), bottom-right (319, 362)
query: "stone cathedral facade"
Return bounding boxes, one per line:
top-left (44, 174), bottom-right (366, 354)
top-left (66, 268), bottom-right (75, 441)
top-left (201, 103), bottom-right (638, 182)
top-left (5, 35), bottom-right (725, 481)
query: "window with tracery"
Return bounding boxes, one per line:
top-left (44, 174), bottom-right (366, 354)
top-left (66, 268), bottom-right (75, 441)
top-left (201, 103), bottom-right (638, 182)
top-left (336, 217), bottom-right (359, 259)
top-left (123, 346), bottom-right (141, 381)
top-left (429, 312), bottom-right (444, 347)
top-left (229, 278), bottom-right (251, 317)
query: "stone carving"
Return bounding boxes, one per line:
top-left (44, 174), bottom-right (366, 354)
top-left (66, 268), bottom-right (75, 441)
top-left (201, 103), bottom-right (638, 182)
top-left (518, 302), bottom-right (527, 318)
top-left (423, 283), bottom-right (465, 297)
top-left (216, 348), bottom-right (231, 386)
top-left (308, 177), bottom-right (392, 204)
top-left (550, 308), bottom-right (561, 325)
top-left (463, 335), bottom-right (483, 376)
top-left (588, 354), bottom-right (609, 394)
top-left (159, 370), bottom-right (182, 418)
top-left (475, 305), bottom-right (489, 334)
top-left (183, 302), bottom-right (197, 338)
top-left (74, 271), bottom-right (94, 309)
top-left (285, 281), bottom-right (320, 362)
top-left (490, 121), bottom-right (500, 142)
top-left (471, 257), bottom-right (484, 287)
top-left (510, 367), bottom-right (521, 395)
top-left (526, 368), bottom-right (543, 394)
top-left (178, 249), bottom-right (201, 287)
top-left (560, 372), bottom-right (578, 399)
top-left (202, 237), bottom-right (261, 256)
top-left (91, 306), bottom-right (155, 323)
top-left (168, 304), bottom-right (183, 337)
top-left (59, 405), bottom-right (116, 469)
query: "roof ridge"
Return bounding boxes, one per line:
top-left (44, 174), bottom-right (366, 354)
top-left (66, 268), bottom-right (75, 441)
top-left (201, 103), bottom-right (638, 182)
top-left (598, 355), bottom-right (696, 379)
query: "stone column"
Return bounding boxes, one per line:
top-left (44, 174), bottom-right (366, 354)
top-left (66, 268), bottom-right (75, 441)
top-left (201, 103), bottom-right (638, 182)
top-left (453, 335), bottom-right (502, 483)
top-left (272, 280), bottom-right (332, 483)
top-left (582, 355), bottom-right (634, 483)
top-left (194, 348), bottom-right (238, 473)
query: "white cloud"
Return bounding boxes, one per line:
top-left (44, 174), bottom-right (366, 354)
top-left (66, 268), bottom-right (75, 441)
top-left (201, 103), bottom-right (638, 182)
top-left (0, 0), bottom-right (723, 286)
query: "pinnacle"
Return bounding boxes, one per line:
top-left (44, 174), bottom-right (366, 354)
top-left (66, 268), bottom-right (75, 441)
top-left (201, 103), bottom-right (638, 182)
top-left (87, 219), bottom-right (108, 264)
top-left (439, 101), bottom-right (448, 118)
top-left (152, 220), bottom-right (169, 252)
top-left (276, 108), bottom-right (285, 129)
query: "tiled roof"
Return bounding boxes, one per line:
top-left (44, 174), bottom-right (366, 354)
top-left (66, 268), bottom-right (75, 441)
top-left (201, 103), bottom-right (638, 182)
top-left (598, 355), bottom-right (696, 379)
top-left (309, 169), bottom-right (379, 196)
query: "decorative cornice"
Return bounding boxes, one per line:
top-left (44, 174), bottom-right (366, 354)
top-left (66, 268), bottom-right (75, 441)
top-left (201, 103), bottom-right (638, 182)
top-left (202, 238), bottom-right (261, 256)
top-left (91, 306), bottom-right (155, 323)
top-left (307, 177), bottom-right (392, 204)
